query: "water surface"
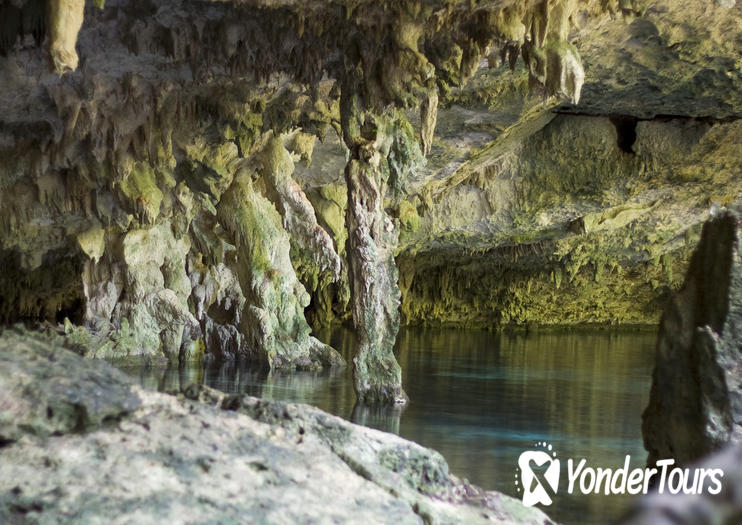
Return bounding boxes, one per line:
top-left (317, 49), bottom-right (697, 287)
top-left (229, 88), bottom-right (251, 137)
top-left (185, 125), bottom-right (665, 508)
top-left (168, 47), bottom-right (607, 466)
top-left (122, 327), bottom-right (657, 525)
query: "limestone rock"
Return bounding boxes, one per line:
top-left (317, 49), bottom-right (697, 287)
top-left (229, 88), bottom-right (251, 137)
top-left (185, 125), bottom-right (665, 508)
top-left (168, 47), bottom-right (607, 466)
top-left (0, 326), bottom-right (552, 525)
top-left (345, 152), bottom-right (408, 404)
top-left (217, 171), bottom-right (343, 370)
top-left (420, 90), bottom-right (439, 156)
top-left (340, 97), bottom-right (414, 404)
top-left (1, 0), bottom-right (740, 371)
top-left (261, 136), bottom-right (342, 287)
top-left (0, 327), bottom-right (141, 442)
top-left (47, 0), bottom-right (85, 74)
top-left (395, 113), bottom-right (742, 328)
top-left (643, 208), bottom-right (742, 466)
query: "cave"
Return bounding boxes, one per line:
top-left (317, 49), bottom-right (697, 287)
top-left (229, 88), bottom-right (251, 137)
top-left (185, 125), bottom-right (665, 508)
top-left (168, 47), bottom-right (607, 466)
top-left (1, 0), bottom-right (741, 524)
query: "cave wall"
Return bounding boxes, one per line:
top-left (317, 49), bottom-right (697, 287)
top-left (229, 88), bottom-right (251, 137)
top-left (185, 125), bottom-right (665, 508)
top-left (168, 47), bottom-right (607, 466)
top-left (0, 0), bottom-right (358, 366)
top-left (293, 110), bottom-right (742, 329)
top-left (394, 114), bottom-right (742, 327)
top-left (0, 0), bottom-right (739, 367)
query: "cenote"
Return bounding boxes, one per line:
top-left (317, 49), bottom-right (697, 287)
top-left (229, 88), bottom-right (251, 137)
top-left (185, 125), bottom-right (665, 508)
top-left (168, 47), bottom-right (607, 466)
top-left (122, 327), bottom-right (657, 525)
top-left (2, 0), bottom-right (740, 522)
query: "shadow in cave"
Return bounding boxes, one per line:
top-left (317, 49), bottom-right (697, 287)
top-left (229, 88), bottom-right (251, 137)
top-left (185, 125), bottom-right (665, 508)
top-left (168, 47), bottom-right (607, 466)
top-left (609, 116), bottom-right (638, 154)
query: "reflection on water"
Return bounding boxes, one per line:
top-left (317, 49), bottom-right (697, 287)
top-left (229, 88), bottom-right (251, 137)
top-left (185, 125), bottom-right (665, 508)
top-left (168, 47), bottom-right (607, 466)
top-left (120, 327), bottom-right (657, 525)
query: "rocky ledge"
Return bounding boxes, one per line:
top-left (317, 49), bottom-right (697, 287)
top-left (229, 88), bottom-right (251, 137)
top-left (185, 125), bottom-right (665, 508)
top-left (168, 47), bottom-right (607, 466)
top-left (0, 328), bottom-right (551, 524)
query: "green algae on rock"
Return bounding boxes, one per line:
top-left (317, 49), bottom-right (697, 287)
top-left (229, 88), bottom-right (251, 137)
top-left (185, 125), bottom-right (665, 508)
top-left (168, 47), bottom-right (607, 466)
top-left (341, 105), bottom-right (411, 405)
top-left (217, 167), bottom-right (343, 370)
top-left (393, 113), bottom-right (742, 328)
top-left (0, 0), bottom-right (740, 406)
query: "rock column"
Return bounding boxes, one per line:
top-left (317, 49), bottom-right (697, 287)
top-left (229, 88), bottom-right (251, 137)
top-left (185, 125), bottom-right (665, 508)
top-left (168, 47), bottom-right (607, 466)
top-left (341, 87), bottom-right (408, 405)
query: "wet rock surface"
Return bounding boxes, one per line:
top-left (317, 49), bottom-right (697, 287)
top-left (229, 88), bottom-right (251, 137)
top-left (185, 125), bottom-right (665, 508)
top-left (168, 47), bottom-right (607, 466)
top-left (0, 329), bottom-right (552, 524)
top-left (643, 207), bottom-right (742, 467)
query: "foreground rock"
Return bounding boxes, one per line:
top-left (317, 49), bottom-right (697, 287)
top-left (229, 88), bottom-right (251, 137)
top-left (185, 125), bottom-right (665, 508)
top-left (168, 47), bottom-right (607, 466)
top-left (0, 328), bottom-right (551, 524)
top-left (643, 207), bottom-right (742, 467)
top-left (619, 444), bottom-right (742, 525)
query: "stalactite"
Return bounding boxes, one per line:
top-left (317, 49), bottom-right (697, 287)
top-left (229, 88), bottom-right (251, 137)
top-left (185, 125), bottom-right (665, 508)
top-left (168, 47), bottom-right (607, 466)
top-left (420, 90), bottom-right (438, 156)
top-left (47, 0), bottom-right (85, 74)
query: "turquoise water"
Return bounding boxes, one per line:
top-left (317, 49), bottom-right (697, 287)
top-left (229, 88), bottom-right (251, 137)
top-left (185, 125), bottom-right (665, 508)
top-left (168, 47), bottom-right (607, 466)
top-left (122, 327), bottom-right (657, 525)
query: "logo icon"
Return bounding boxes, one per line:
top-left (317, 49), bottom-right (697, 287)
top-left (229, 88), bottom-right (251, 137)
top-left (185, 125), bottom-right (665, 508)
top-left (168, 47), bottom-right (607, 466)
top-left (516, 442), bottom-right (560, 507)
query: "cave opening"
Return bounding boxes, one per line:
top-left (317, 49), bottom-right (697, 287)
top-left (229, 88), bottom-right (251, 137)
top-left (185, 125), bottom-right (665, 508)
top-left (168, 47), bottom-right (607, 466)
top-left (610, 116), bottom-right (639, 154)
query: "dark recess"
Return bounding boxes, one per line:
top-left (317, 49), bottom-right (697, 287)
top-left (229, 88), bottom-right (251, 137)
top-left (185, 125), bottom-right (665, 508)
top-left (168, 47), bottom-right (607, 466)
top-left (610, 116), bottom-right (638, 154)
top-left (0, 0), bottom-right (46, 55)
top-left (0, 248), bottom-right (85, 324)
top-left (55, 297), bottom-right (84, 324)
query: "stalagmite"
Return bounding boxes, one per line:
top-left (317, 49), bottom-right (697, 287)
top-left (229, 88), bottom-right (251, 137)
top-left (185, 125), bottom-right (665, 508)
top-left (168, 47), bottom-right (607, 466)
top-left (345, 151), bottom-right (408, 405)
top-left (643, 208), bottom-right (742, 467)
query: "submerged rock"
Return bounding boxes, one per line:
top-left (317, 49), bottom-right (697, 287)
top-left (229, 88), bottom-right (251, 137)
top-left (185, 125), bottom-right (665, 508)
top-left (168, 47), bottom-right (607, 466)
top-left (0, 328), bottom-right (552, 524)
top-left (643, 208), bottom-right (742, 467)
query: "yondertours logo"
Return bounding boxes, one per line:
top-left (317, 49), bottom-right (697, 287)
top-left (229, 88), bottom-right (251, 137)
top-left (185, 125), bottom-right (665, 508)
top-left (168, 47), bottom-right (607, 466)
top-left (515, 442), bottom-right (725, 507)
top-left (515, 441), bottom-right (560, 507)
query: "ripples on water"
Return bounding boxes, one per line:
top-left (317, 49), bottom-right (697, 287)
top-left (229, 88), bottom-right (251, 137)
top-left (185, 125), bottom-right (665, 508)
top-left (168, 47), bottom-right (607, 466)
top-left (120, 327), bottom-right (657, 525)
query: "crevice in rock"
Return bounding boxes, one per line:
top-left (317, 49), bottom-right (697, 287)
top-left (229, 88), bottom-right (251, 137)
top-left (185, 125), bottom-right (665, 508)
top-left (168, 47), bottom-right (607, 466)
top-left (332, 443), bottom-right (437, 525)
top-left (9, 502), bottom-right (44, 516)
top-left (410, 503), bottom-right (434, 525)
top-left (556, 108), bottom-right (741, 124)
top-left (610, 115), bottom-right (638, 154)
top-left (334, 449), bottom-right (377, 484)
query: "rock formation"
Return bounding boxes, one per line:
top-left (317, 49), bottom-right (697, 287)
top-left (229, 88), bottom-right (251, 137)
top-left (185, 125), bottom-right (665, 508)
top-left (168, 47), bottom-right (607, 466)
top-left (47, 0), bottom-right (86, 74)
top-left (619, 443), bottom-right (742, 525)
top-left (342, 111), bottom-right (409, 405)
top-left (643, 207), bottom-right (742, 467)
top-left (0, 327), bottom-right (553, 524)
top-left (0, 0), bottom-right (740, 402)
